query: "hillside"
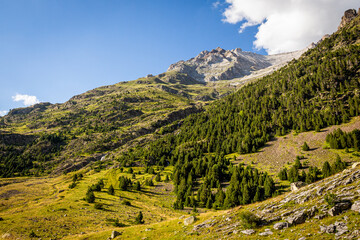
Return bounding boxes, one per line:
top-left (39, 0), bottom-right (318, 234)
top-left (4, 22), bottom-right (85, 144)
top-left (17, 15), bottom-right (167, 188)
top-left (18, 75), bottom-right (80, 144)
top-left (70, 164), bottom-right (360, 240)
top-left (1, 7), bottom-right (360, 240)
top-left (0, 71), bottom-right (237, 177)
top-left (0, 121), bottom-right (359, 239)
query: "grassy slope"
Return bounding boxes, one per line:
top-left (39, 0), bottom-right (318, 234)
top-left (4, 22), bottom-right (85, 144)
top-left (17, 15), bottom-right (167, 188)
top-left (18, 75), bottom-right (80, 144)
top-left (233, 116), bottom-right (360, 176)
top-left (1, 118), bottom-right (359, 239)
top-left (69, 165), bottom-right (360, 240)
top-left (0, 166), bottom-right (184, 239)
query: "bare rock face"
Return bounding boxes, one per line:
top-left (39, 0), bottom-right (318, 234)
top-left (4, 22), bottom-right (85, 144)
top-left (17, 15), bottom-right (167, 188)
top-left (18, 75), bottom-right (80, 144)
top-left (241, 229), bottom-right (255, 235)
top-left (290, 181), bottom-right (306, 192)
top-left (111, 230), bottom-right (121, 239)
top-left (338, 9), bottom-right (358, 30)
top-left (286, 210), bottom-right (307, 225)
top-left (167, 47), bottom-right (305, 82)
top-left (273, 222), bottom-right (289, 230)
top-left (328, 200), bottom-right (352, 216)
top-left (184, 216), bottom-right (196, 225)
top-left (351, 201), bottom-right (360, 213)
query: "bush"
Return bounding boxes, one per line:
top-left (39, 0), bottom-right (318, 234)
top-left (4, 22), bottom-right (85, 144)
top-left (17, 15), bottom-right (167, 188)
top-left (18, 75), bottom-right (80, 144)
top-left (145, 178), bottom-right (154, 186)
top-left (239, 211), bottom-right (261, 229)
top-left (155, 173), bottom-right (161, 182)
top-left (90, 183), bottom-right (102, 191)
top-left (85, 189), bottom-right (95, 203)
top-left (135, 211), bottom-right (144, 224)
top-left (108, 185), bottom-right (115, 195)
top-left (68, 182), bottom-right (77, 189)
top-left (114, 219), bottom-right (126, 227)
top-left (324, 193), bottom-right (339, 207)
top-left (29, 230), bottom-right (38, 238)
top-left (122, 200), bottom-right (131, 206)
top-left (94, 203), bottom-right (103, 210)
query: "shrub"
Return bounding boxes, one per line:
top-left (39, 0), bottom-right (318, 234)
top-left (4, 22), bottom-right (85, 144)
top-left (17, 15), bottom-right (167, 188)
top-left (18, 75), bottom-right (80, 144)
top-left (94, 203), bottom-right (103, 210)
top-left (145, 178), bottom-right (154, 186)
top-left (85, 189), bottom-right (95, 203)
top-left (68, 182), bottom-right (77, 189)
top-left (239, 211), bottom-right (261, 229)
top-left (108, 185), bottom-right (115, 195)
top-left (135, 211), bottom-right (144, 224)
top-left (155, 173), bottom-right (161, 182)
top-left (29, 230), bottom-right (38, 238)
top-left (122, 200), bottom-right (131, 206)
top-left (324, 193), bottom-right (339, 207)
top-left (113, 219), bottom-right (126, 227)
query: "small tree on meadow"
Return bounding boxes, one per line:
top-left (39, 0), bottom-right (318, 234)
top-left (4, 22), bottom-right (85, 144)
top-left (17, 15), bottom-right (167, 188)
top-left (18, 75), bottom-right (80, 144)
top-left (108, 185), bottom-right (115, 195)
top-left (302, 142), bottom-right (310, 151)
top-left (135, 211), bottom-right (144, 224)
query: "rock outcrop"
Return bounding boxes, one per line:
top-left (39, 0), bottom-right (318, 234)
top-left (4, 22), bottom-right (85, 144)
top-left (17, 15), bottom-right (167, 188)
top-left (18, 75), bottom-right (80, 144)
top-left (184, 216), bottom-right (196, 226)
top-left (338, 9), bottom-right (358, 30)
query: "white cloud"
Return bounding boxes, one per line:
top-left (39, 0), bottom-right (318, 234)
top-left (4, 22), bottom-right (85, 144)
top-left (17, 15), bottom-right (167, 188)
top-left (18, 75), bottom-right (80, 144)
top-left (222, 0), bottom-right (359, 54)
top-left (213, 1), bottom-right (221, 9)
top-left (12, 93), bottom-right (40, 106)
top-left (0, 110), bottom-right (8, 116)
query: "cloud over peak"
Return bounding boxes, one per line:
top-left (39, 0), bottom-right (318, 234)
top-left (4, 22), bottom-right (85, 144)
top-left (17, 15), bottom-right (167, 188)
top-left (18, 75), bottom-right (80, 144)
top-left (12, 93), bottom-right (40, 106)
top-left (222, 0), bottom-right (359, 54)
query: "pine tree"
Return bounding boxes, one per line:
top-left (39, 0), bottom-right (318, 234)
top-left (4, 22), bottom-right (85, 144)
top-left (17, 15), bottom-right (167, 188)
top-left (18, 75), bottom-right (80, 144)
top-left (108, 185), bottom-right (115, 195)
top-left (134, 181), bottom-right (141, 191)
top-left (242, 184), bottom-right (251, 204)
top-left (302, 142), bottom-right (310, 151)
top-left (86, 189), bottom-right (95, 203)
top-left (253, 186), bottom-right (262, 202)
top-left (206, 197), bottom-right (213, 209)
top-left (135, 211), bottom-right (144, 224)
top-left (294, 158), bottom-right (302, 169)
top-left (322, 161), bottom-right (331, 178)
top-left (278, 168), bottom-right (288, 180)
top-left (264, 176), bottom-right (274, 198)
top-left (155, 172), bottom-right (161, 182)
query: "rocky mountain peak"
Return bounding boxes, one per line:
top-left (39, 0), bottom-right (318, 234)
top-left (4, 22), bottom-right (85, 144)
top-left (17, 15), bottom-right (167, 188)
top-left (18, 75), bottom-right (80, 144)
top-left (338, 9), bottom-right (358, 30)
top-left (167, 46), bottom-right (304, 82)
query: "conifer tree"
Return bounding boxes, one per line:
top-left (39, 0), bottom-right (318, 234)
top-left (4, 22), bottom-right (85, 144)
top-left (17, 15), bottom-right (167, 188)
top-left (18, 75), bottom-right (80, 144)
top-left (86, 189), bottom-right (95, 203)
top-left (322, 161), bottom-right (331, 178)
top-left (108, 185), bottom-right (115, 195)
top-left (135, 211), bottom-right (144, 224)
top-left (302, 142), bottom-right (310, 151)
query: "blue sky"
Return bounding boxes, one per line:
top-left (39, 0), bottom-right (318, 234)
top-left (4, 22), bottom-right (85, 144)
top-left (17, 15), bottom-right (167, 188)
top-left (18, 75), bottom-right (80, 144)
top-left (1, 0), bottom-right (355, 115)
top-left (0, 0), bottom-right (263, 114)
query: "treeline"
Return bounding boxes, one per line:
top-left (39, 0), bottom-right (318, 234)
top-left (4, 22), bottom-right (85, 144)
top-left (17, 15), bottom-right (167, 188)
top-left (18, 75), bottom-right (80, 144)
top-left (326, 128), bottom-right (360, 150)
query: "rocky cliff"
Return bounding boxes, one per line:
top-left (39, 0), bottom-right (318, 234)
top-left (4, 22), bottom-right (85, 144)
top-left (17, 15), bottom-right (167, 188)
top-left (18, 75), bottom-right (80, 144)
top-left (338, 9), bottom-right (358, 30)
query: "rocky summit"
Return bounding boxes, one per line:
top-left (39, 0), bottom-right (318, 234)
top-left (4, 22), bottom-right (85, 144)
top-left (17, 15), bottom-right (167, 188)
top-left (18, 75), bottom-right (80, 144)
top-left (338, 9), bottom-right (358, 30)
top-left (167, 46), bottom-right (307, 82)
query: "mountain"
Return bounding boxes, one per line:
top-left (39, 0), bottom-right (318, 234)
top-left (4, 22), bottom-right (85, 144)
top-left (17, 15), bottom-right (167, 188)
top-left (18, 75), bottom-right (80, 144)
top-left (0, 8), bottom-right (360, 240)
top-left (167, 46), bottom-right (308, 82)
